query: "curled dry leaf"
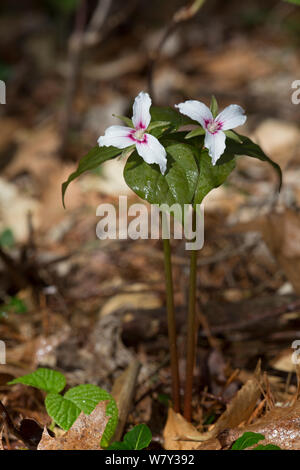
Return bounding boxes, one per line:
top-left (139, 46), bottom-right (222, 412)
top-left (163, 363), bottom-right (262, 450)
top-left (163, 408), bottom-right (207, 450)
top-left (37, 402), bottom-right (109, 450)
top-left (210, 361), bottom-right (261, 437)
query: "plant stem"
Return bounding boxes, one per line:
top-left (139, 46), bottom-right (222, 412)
top-left (184, 211), bottom-right (198, 421)
top-left (162, 237), bottom-right (181, 413)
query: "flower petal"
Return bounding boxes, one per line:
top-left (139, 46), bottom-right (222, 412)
top-left (132, 91), bottom-right (152, 130)
top-left (135, 133), bottom-right (167, 175)
top-left (98, 125), bottom-right (133, 149)
top-left (175, 100), bottom-right (213, 128)
top-left (216, 104), bottom-right (246, 131)
top-left (204, 130), bottom-right (226, 165)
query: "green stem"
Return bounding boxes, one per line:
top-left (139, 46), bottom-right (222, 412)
top-left (162, 238), bottom-right (181, 413)
top-left (184, 211), bottom-right (198, 421)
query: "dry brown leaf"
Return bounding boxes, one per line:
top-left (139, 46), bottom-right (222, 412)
top-left (37, 402), bottom-right (109, 450)
top-left (220, 401), bottom-right (300, 450)
top-left (211, 361), bottom-right (262, 436)
top-left (163, 408), bottom-right (206, 450)
top-left (0, 428), bottom-right (3, 450)
top-left (233, 210), bottom-right (300, 294)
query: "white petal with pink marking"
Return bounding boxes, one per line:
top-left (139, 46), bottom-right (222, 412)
top-left (136, 133), bottom-right (167, 175)
top-left (98, 125), bottom-right (133, 149)
top-left (175, 100), bottom-right (212, 128)
top-left (204, 130), bottom-right (226, 165)
top-left (132, 91), bottom-right (152, 130)
top-left (216, 104), bottom-right (246, 131)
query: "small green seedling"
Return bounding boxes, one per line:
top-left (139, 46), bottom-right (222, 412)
top-left (107, 424), bottom-right (152, 450)
top-left (231, 432), bottom-right (281, 450)
top-left (8, 368), bottom-right (118, 448)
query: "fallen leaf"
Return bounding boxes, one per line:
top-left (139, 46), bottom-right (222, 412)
top-left (220, 401), bottom-right (300, 450)
top-left (163, 408), bottom-right (205, 450)
top-left (233, 210), bottom-right (300, 294)
top-left (37, 402), bottom-right (109, 450)
top-left (211, 361), bottom-right (261, 436)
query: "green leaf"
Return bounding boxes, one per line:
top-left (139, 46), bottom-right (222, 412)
top-left (148, 121), bottom-right (173, 138)
top-left (3, 296), bottom-right (27, 314)
top-left (210, 95), bottom-right (219, 118)
top-left (151, 106), bottom-right (197, 131)
top-left (231, 432), bottom-right (265, 450)
top-left (64, 384), bottom-right (118, 448)
top-left (9, 368), bottom-right (66, 394)
top-left (123, 424), bottom-right (152, 450)
top-left (185, 127), bottom-right (205, 139)
top-left (0, 228), bottom-right (15, 248)
top-left (124, 143), bottom-right (199, 207)
top-left (46, 385), bottom-right (118, 447)
top-left (224, 130), bottom-right (242, 143)
top-left (45, 393), bottom-right (80, 431)
top-left (193, 149), bottom-right (236, 206)
top-left (107, 441), bottom-right (131, 450)
top-left (224, 133), bottom-right (282, 190)
top-left (253, 444), bottom-right (281, 450)
top-left (147, 121), bottom-right (171, 132)
top-left (62, 145), bottom-right (121, 207)
top-left (113, 114), bottom-right (133, 127)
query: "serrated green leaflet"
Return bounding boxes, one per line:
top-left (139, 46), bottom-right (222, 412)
top-left (107, 424), bottom-right (152, 450)
top-left (45, 384), bottom-right (117, 447)
top-left (62, 145), bottom-right (121, 207)
top-left (231, 432), bottom-right (265, 450)
top-left (124, 143), bottom-right (199, 207)
top-left (64, 384), bottom-right (118, 448)
top-left (45, 393), bottom-right (81, 431)
top-left (8, 368), bottom-right (66, 394)
top-left (193, 149), bottom-right (236, 206)
top-left (123, 424), bottom-right (152, 450)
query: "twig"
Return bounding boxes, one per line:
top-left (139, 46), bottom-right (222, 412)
top-left (111, 360), bottom-right (141, 441)
top-left (147, 0), bottom-right (206, 102)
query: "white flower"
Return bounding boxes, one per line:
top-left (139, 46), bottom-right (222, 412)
top-left (175, 100), bottom-right (247, 165)
top-left (98, 91), bottom-right (167, 174)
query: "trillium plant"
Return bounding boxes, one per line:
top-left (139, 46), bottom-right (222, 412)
top-left (62, 92), bottom-right (282, 422)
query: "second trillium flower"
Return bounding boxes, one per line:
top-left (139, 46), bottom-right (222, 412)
top-left (98, 92), bottom-right (167, 174)
top-left (175, 100), bottom-right (247, 165)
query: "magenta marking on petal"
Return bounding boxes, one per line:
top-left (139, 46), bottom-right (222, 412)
top-left (128, 129), bottom-right (147, 144)
top-left (136, 121), bottom-right (146, 130)
top-left (206, 119), bottom-right (223, 135)
top-left (139, 134), bottom-right (148, 144)
top-left (128, 130), bottom-right (137, 142)
top-left (204, 119), bottom-right (211, 129)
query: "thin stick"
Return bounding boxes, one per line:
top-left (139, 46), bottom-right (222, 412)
top-left (111, 360), bottom-right (141, 441)
top-left (162, 237), bottom-right (181, 413)
top-left (184, 210), bottom-right (198, 421)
